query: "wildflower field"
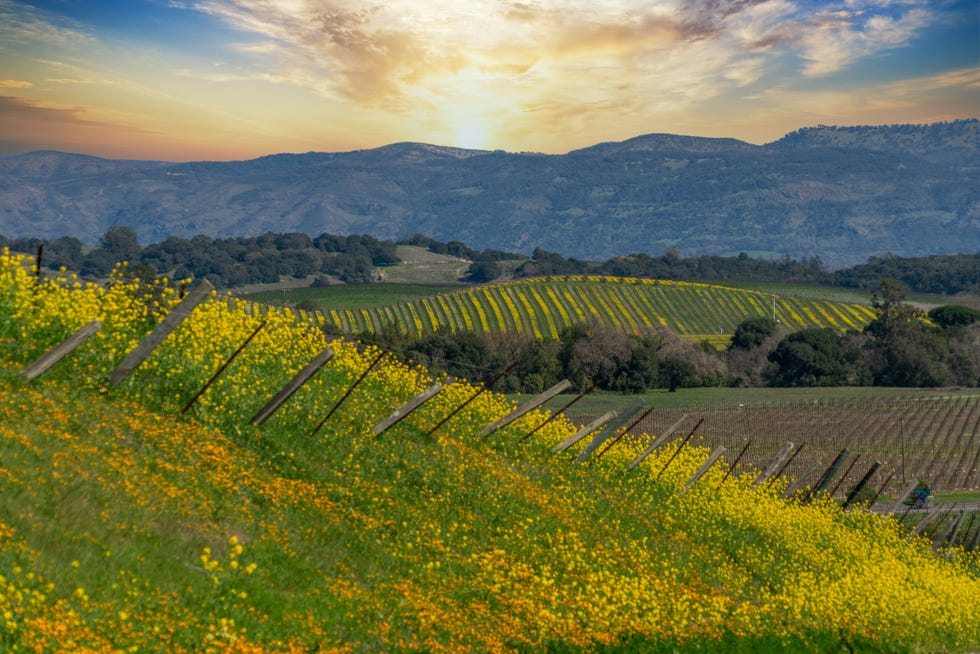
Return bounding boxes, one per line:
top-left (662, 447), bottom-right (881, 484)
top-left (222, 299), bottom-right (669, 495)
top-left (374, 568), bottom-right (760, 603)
top-left (311, 275), bottom-right (877, 345)
top-left (1, 249), bottom-right (978, 653)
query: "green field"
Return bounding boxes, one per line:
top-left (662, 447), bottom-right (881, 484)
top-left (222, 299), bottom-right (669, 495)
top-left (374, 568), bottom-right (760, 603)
top-left (301, 275), bottom-right (877, 343)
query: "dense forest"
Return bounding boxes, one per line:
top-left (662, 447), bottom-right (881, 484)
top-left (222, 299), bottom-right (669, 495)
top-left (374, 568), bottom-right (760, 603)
top-left (2, 227), bottom-right (978, 295)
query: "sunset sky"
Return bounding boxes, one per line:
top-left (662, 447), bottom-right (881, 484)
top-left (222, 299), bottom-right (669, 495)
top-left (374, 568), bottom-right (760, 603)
top-left (1, 0), bottom-right (977, 161)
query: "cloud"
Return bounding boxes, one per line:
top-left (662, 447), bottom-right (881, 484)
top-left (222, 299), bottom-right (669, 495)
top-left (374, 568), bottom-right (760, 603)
top-left (0, 79), bottom-right (32, 88)
top-left (799, 6), bottom-right (933, 76)
top-left (0, 0), bottom-right (93, 46)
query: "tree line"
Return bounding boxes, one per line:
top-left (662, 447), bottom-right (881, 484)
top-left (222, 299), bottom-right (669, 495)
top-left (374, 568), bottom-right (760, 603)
top-left (3, 227), bottom-right (977, 295)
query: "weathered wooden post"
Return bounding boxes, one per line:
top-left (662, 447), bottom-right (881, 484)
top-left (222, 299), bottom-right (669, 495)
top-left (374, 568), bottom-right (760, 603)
top-left (573, 400), bottom-right (646, 462)
top-left (802, 448), bottom-right (849, 504)
top-left (479, 379), bottom-right (571, 439)
top-left (683, 446), bottom-right (727, 491)
top-left (866, 470), bottom-right (895, 509)
top-left (427, 361), bottom-right (518, 436)
top-left (753, 442), bottom-right (794, 487)
top-left (829, 453), bottom-right (862, 497)
top-left (587, 406), bottom-right (656, 466)
top-left (309, 350), bottom-right (386, 437)
top-left (108, 279), bottom-right (214, 386)
top-left (765, 442), bottom-right (806, 489)
top-left (182, 320), bottom-right (266, 414)
top-left (518, 384), bottom-right (594, 444)
top-left (888, 480), bottom-right (921, 514)
top-left (934, 510), bottom-right (964, 551)
top-left (373, 383), bottom-right (443, 436)
top-left (552, 410), bottom-right (617, 453)
top-left (654, 425), bottom-right (698, 481)
top-left (20, 320), bottom-right (101, 382)
top-left (909, 507), bottom-right (941, 538)
top-left (842, 460), bottom-right (882, 510)
top-left (624, 415), bottom-right (690, 473)
top-left (34, 242), bottom-right (43, 281)
top-left (250, 346), bottom-right (335, 425)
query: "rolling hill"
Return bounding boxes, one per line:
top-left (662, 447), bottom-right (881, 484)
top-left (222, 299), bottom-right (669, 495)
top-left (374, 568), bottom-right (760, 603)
top-left (293, 275), bottom-right (877, 347)
top-left (1, 120), bottom-right (977, 268)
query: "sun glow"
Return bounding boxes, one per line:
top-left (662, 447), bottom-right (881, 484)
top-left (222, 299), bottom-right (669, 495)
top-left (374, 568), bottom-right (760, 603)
top-left (454, 121), bottom-right (489, 150)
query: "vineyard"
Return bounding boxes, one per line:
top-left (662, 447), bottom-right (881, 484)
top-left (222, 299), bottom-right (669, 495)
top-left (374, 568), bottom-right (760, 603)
top-left (568, 393), bottom-right (980, 494)
top-left (311, 275), bottom-right (877, 343)
top-left (1, 250), bottom-right (978, 653)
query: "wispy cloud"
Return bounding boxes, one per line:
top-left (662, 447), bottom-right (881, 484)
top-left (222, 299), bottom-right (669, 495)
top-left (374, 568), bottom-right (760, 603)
top-left (185, 0), bottom-right (942, 114)
top-left (799, 6), bottom-right (933, 76)
top-left (0, 79), bottom-right (32, 88)
top-left (0, 0), bottom-right (93, 46)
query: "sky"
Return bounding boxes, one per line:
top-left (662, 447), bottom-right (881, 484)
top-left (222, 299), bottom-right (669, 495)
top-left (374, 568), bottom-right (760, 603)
top-left (0, 0), bottom-right (977, 161)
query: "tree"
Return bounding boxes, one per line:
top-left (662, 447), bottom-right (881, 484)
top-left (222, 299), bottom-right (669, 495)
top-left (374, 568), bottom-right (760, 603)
top-left (766, 328), bottom-right (860, 387)
top-left (863, 279), bottom-right (950, 387)
top-left (100, 226), bottom-right (141, 262)
top-left (928, 305), bottom-right (980, 330)
top-left (728, 317), bottom-right (776, 350)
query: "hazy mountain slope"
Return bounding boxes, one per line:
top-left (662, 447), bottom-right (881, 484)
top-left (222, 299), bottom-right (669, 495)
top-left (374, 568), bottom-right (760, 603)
top-left (1, 120), bottom-right (977, 268)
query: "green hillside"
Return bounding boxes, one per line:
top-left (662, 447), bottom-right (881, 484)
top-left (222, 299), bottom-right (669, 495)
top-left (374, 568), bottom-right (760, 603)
top-left (314, 276), bottom-right (877, 346)
top-left (1, 251), bottom-right (978, 652)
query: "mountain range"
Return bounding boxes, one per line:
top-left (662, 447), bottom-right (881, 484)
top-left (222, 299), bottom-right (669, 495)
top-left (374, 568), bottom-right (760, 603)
top-left (1, 120), bottom-right (977, 269)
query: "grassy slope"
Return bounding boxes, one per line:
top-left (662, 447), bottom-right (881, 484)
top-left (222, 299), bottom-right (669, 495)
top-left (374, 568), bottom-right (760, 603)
top-left (3, 365), bottom-right (979, 653)
top-left (1, 254), bottom-right (979, 652)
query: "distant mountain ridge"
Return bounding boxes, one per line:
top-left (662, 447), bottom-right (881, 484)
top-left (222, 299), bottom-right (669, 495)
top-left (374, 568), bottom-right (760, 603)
top-left (1, 120), bottom-right (976, 268)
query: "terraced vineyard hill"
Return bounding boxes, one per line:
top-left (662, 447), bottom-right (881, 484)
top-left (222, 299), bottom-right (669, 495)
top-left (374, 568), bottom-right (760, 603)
top-left (315, 276), bottom-right (877, 345)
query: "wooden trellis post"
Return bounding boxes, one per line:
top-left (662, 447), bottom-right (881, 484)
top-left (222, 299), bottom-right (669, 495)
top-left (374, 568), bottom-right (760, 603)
top-left (573, 400), bottom-right (645, 462)
top-left (250, 346), bottom-right (335, 425)
top-left (888, 480), bottom-right (921, 514)
top-left (654, 426), bottom-right (698, 481)
top-left (552, 410), bottom-right (617, 453)
top-left (587, 406), bottom-right (656, 466)
top-left (624, 415), bottom-right (689, 472)
top-left (373, 383), bottom-right (443, 436)
top-left (765, 442), bottom-right (806, 489)
top-left (866, 470), bottom-right (895, 509)
top-left (829, 453), bottom-right (861, 497)
top-left (427, 361), bottom-right (518, 436)
top-left (109, 279), bottom-right (214, 386)
top-left (752, 442), bottom-right (794, 487)
top-left (909, 507), bottom-right (941, 537)
top-left (479, 379), bottom-right (571, 439)
top-left (842, 460), bottom-right (881, 510)
top-left (803, 448), bottom-right (850, 504)
top-left (783, 460), bottom-right (826, 498)
top-left (934, 511), bottom-right (964, 551)
top-left (683, 446), bottom-right (727, 491)
top-left (20, 320), bottom-right (101, 382)
top-left (518, 384), bottom-right (595, 444)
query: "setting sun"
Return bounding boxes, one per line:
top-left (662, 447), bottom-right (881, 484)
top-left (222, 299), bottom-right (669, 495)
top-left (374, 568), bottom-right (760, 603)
top-left (454, 121), bottom-right (489, 150)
